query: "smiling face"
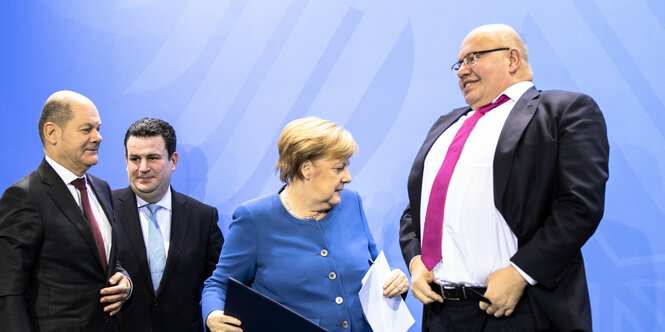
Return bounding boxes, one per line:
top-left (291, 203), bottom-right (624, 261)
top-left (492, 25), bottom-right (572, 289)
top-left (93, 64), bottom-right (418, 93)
top-left (49, 99), bottom-right (102, 176)
top-left (125, 135), bottom-right (178, 203)
top-left (307, 156), bottom-right (352, 208)
top-left (456, 31), bottom-right (515, 110)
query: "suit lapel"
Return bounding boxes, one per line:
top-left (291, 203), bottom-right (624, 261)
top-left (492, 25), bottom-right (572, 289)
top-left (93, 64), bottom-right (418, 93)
top-left (117, 189), bottom-right (155, 292)
top-left (158, 188), bottom-right (189, 294)
top-left (493, 87), bottom-right (540, 209)
top-left (38, 160), bottom-right (106, 273)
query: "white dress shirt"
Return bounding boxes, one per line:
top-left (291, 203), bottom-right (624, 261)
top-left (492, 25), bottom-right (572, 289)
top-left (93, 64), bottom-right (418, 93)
top-left (420, 81), bottom-right (535, 286)
top-left (136, 189), bottom-right (172, 260)
top-left (45, 155), bottom-right (112, 263)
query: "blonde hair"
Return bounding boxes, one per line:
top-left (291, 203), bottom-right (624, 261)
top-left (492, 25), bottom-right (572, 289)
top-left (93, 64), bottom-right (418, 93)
top-left (276, 117), bottom-right (357, 183)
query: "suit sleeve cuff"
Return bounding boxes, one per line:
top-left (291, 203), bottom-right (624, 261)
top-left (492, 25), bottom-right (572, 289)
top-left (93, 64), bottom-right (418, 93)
top-left (511, 262), bottom-right (537, 285)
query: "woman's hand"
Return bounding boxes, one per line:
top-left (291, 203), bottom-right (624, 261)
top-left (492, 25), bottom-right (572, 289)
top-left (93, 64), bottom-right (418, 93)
top-left (382, 269), bottom-right (409, 298)
top-left (206, 310), bottom-right (243, 332)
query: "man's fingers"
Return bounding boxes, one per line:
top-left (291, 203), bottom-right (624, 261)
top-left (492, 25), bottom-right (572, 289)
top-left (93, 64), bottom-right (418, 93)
top-left (412, 289), bottom-right (433, 304)
top-left (104, 301), bottom-right (121, 313)
top-left (479, 301), bottom-right (489, 311)
top-left (493, 308), bottom-right (505, 317)
top-left (100, 293), bottom-right (125, 303)
top-left (412, 283), bottom-right (442, 304)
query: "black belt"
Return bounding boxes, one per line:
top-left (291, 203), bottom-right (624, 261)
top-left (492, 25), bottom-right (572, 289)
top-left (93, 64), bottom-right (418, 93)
top-left (430, 283), bottom-right (491, 303)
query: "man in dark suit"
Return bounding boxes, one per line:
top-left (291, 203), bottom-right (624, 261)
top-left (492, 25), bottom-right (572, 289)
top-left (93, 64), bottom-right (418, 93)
top-left (0, 90), bottom-right (132, 331)
top-left (400, 24), bottom-right (609, 331)
top-left (114, 118), bottom-right (223, 331)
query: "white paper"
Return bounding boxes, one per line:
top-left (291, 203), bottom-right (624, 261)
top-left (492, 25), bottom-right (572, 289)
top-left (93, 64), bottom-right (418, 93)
top-left (359, 251), bottom-right (415, 332)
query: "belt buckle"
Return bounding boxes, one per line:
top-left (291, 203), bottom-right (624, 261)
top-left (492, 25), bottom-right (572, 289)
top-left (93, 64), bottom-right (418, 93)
top-left (441, 285), bottom-right (464, 301)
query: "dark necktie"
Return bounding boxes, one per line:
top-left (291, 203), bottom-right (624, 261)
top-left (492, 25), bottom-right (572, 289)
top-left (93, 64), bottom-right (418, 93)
top-left (421, 94), bottom-right (511, 270)
top-left (71, 177), bottom-right (108, 273)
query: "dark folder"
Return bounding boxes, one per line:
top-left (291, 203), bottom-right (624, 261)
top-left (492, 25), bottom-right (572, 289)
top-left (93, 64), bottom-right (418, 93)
top-left (224, 277), bottom-right (327, 332)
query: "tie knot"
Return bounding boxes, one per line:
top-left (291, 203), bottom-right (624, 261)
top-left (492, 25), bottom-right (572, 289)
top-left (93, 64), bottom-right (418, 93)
top-left (71, 178), bottom-right (87, 191)
top-left (146, 203), bottom-right (161, 215)
top-left (477, 94), bottom-right (510, 114)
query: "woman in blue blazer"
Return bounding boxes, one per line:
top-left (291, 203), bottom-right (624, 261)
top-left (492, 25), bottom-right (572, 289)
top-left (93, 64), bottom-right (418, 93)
top-left (202, 117), bottom-right (408, 332)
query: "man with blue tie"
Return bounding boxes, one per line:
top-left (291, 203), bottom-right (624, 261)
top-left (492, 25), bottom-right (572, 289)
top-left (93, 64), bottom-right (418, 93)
top-left (113, 118), bottom-right (223, 331)
top-left (399, 24), bottom-right (609, 331)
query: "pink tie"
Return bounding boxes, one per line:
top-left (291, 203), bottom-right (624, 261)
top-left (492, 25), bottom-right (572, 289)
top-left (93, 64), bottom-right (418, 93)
top-left (421, 94), bottom-right (510, 270)
top-left (71, 177), bottom-right (108, 273)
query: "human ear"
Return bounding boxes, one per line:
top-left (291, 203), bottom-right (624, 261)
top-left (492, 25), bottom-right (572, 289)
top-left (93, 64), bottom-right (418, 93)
top-left (300, 160), bottom-right (312, 180)
top-left (43, 122), bottom-right (60, 145)
top-left (507, 48), bottom-right (521, 74)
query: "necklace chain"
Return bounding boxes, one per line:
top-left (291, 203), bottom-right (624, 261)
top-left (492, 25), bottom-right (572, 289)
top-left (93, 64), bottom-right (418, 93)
top-left (283, 185), bottom-right (321, 220)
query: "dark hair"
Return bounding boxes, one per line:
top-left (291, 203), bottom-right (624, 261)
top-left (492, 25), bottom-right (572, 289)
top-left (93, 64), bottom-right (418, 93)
top-left (38, 99), bottom-right (72, 146)
top-left (124, 118), bottom-right (177, 158)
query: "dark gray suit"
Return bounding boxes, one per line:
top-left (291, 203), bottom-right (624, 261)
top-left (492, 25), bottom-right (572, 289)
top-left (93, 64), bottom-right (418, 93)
top-left (400, 87), bottom-right (609, 331)
top-left (0, 159), bottom-right (125, 332)
top-left (113, 187), bottom-right (223, 332)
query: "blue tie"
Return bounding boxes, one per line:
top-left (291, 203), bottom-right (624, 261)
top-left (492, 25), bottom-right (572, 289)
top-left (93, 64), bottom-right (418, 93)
top-left (146, 204), bottom-right (165, 292)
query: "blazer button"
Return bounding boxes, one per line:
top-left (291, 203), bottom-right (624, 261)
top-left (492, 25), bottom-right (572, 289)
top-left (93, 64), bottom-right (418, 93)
top-left (335, 296), bottom-right (343, 304)
top-left (341, 320), bottom-right (349, 328)
top-left (320, 249), bottom-right (328, 257)
top-left (328, 272), bottom-right (337, 280)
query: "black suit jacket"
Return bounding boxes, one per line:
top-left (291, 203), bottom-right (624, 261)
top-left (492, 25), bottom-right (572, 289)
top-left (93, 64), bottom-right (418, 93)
top-left (400, 87), bottom-right (609, 331)
top-left (0, 159), bottom-right (126, 332)
top-left (113, 187), bottom-right (223, 332)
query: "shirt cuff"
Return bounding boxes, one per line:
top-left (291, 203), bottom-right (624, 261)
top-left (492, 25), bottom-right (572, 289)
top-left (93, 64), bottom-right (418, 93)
top-left (511, 262), bottom-right (537, 285)
top-left (123, 271), bottom-right (134, 298)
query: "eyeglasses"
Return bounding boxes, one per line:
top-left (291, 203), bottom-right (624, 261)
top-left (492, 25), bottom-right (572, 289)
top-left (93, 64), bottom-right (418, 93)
top-left (451, 47), bottom-right (509, 72)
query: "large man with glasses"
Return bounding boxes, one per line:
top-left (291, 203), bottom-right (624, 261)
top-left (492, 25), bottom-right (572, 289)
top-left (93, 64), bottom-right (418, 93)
top-left (399, 24), bottom-right (609, 331)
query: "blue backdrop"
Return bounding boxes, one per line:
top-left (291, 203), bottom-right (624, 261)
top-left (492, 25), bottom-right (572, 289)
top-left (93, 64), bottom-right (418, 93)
top-left (1, 1), bottom-right (664, 330)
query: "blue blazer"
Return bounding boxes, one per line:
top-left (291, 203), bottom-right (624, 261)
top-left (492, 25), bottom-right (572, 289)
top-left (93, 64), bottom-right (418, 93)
top-left (202, 189), bottom-right (378, 332)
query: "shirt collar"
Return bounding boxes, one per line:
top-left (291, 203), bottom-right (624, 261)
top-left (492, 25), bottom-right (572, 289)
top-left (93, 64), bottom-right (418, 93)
top-left (45, 155), bottom-right (85, 185)
top-left (135, 187), bottom-right (172, 211)
top-left (496, 81), bottom-right (534, 102)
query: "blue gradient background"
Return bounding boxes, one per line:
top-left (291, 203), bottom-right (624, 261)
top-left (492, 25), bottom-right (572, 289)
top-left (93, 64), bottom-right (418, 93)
top-left (1, 1), bottom-right (664, 330)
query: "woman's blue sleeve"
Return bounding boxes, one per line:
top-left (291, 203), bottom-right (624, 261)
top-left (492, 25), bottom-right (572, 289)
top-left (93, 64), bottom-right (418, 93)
top-left (200, 204), bottom-right (259, 321)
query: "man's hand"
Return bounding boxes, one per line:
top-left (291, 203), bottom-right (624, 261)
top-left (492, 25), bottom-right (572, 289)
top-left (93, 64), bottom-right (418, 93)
top-left (100, 272), bottom-right (131, 316)
top-left (409, 256), bottom-right (443, 304)
top-left (480, 265), bottom-right (527, 317)
top-left (206, 310), bottom-right (243, 332)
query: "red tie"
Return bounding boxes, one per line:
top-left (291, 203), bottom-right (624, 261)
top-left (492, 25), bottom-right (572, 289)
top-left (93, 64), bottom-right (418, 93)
top-left (71, 178), bottom-right (108, 273)
top-left (421, 94), bottom-right (510, 270)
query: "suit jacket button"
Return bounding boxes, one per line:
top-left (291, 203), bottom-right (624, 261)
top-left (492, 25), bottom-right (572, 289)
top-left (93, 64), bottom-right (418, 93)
top-left (341, 320), bottom-right (349, 328)
top-left (328, 272), bottom-right (337, 280)
top-left (335, 296), bottom-right (343, 304)
top-left (320, 249), bottom-right (328, 257)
